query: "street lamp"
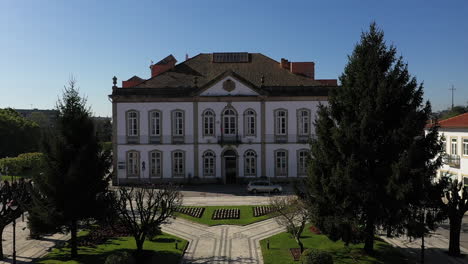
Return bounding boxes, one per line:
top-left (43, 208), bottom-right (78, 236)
top-left (7, 200), bottom-right (18, 264)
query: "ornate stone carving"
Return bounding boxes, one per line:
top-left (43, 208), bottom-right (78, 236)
top-left (223, 79), bottom-right (235, 92)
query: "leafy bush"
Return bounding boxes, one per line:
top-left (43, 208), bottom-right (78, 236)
top-left (301, 249), bottom-right (333, 264)
top-left (0, 152), bottom-right (44, 175)
top-left (101, 141), bottom-right (112, 152)
top-left (104, 251), bottom-right (135, 264)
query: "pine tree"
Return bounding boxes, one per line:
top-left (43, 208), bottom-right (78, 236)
top-left (305, 23), bottom-right (441, 253)
top-left (30, 79), bottom-right (111, 258)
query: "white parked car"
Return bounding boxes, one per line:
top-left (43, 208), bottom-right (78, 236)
top-left (247, 181), bottom-right (282, 194)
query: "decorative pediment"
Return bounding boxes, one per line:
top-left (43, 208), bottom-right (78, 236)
top-left (198, 75), bottom-right (261, 97)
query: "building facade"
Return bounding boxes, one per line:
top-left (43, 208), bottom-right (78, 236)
top-left (428, 113), bottom-right (468, 185)
top-left (110, 53), bottom-right (338, 184)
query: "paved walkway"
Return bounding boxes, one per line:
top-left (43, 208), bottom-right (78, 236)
top-left (162, 217), bottom-right (285, 264)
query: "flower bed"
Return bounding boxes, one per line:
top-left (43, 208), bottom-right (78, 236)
top-left (252, 206), bottom-right (275, 217)
top-left (289, 248), bottom-right (302, 261)
top-left (77, 224), bottom-right (132, 247)
top-left (212, 208), bottom-right (240, 220)
top-left (309, 225), bottom-right (321, 234)
top-left (176, 207), bottom-right (205, 218)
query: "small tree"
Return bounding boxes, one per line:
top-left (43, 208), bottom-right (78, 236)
top-left (112, 185), bottom-right (182, 257)
top-left (0, 179), bottom-right (31, 259)
top-left (442, 177), bottom-right (468, 256)
top-left (270, 196), bottom-right (309, 253)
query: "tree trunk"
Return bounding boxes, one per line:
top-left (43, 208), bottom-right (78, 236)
top-left (364, 216), bottom-right (375, 254)
top-left (295, 235), bottom-right (304, 253)
top-left (135, 236), bottom-right (145, 254)
top-left (386, 225), bottom-right (392, 237)
top-left (70, 220), bottom-right (78, 259)
top-left (449, 216), bottom-right (462, 256)
top-left (0, 226), bottom-right (4, 260)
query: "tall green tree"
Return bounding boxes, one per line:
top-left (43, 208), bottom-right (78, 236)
top-left (0, 108), bottom-right (41, 158)
top-left (305, 23), bottom-right (441, 253)
top-left (30, 79), bottom-right (111, 258)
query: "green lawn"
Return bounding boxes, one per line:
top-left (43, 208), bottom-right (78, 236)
top-left (1, 175), bottom-right (28, 181)
top-left (260, 224), bottom-right (411, 264)
top-left (176, 205), bottom-right (275, 226)
top-left (36, 232), bottom-right (188, 264)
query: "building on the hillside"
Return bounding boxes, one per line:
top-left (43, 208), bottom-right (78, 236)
top-left (427, 113), bottom-right (468, 184)
top-left (14, 108), bottom-right (58, 127)
top-left (109, 52), bottom-right (338, 184)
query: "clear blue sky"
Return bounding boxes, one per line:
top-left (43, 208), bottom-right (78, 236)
top-left (1, 0), bottom-right (467, 117)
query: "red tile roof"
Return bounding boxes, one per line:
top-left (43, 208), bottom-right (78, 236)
top-left (429, 113), bottom-right (468, 129)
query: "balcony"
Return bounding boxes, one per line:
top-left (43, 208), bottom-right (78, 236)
top-left (218, 135), bottom-right (241, 146)
top-left (443, 154), bottom-right (460, 169)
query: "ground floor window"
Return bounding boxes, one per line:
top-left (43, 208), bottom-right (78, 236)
top-left (244, 150), bottom-right (257, 177)
top-left (127, 151), bottom-right (140, 177)
top-left (297, 149), bottom-right (309, 176)
top-left (203, 151), bottom-right (215, 177)
top-left (275, 150), bottom-right (288, 177)
top-left (172, 151), bottom-right (185, 177)
top-left (149, 150), bottom-right (162, 177)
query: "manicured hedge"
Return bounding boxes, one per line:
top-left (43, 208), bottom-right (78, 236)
top-left (0, 152), bottom-right (44, 175)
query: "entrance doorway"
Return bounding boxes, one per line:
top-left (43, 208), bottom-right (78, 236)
top-left (223, 149), bottom-right (237, 184)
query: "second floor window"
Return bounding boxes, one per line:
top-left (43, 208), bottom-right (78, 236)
top-left (298, 109), bottom-right (310, 135)
top-left (275, 110), bottom-right (287, 135)
top-left (127, 111), bottom-right (139, 136)
top-left (244, 109), bottom-right (256, 136)
top-left (149, 150), bottom-right (162, 177)
top-left (203, 109), bottom-right (215, 136)
top-left (172, 110), bottom-right (184, 136)
top-left (149, 110), bottom-right (161, 136)
top-left (223, 108), bottom-right (237, 135)
top-left (464, 139), bottom-right (468, 156)
top-left (451, 138), bottom-right (458, 155)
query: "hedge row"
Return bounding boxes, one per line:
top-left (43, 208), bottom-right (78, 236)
top-left (0, 152), bottom-right (44, 175)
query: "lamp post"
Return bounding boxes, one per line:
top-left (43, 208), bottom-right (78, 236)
top-left (8, 200), bottom-right (18, 264)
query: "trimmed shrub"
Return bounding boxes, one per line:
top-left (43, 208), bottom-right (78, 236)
top-left (104, 251), bottom-right (135, 264)
top-left (301, 249), bottom-right (333, 264)
top-left (0, 152), bottom-right (44, 176)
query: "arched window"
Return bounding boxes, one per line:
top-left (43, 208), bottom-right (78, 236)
top-left (244, 150), bottom-right (257, 177)
top-left (222, 107), bottom-right (237, 136)
top-left (149, 150), bottom-right (162, 178)
top-left (202, 109), bottom-right (215, 136)
top-left (203, 150), bottom-right (216, 177)
top-left (127, 110), bottom-right (140, 137)
top-left (244, 109), bottom-right (256, 136)
top-left (274, 109), bottom-right (287, 135)
top-left (297, 149), bottom-right (309, 177)
top-left (149, 110), bottom-right (161, 136)
top-left (172, 150), bottom-right (185, 177)
top-left (274, 149), bottom-right (288, 177)
top-left (297, 109), bottom-right (310, 136)
top-left (126, 150), bottom-right (140, 177)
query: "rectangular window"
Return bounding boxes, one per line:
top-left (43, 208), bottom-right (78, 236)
top-left (127, 151), bottom-right (139, 177)
top-left (203, 153), bottom-right (215, 176)
top-left (451, 138), bottom-right (458, 155)
top-left (203, 113), bottom-right (215, 136)
top-left (297, 150), bottom-right (308, 176)
top-left (150, 111), bottom-right (161, 136)
top-left (172, 151), bottom-right (185, 177)
top-left (275, 151), bottom-right (288, 177)
top-left (244, 151), bottom-right (256, 176)
top-left (150, 151), bottom-right (162, 177)
top-left (127, 111), bottom-right (139, 136)
top-left (298, 110), bottom-right (310, 135)
top-left (275, 111), bottom-right (287, 135)
top-left (463, 139), bottom-right (468, 156)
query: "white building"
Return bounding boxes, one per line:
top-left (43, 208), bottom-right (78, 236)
top-left (428, 113), bottom-right (468, 184)
top-left (110, 53), bottom-right (338, 184)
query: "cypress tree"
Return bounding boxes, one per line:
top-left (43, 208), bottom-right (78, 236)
top-left (305, 23), bottom-right (441, 253)
top-left (30, 79), bottom-right (111, 258)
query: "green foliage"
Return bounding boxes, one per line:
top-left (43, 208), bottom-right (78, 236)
top-left (0, 108), bottom-right (41, 158)
top-left (104, 251), bottom-right (135, 264)
top-left (0, 152), bottom-right (44, 175)
top-left (100, 142), bottom-right (112, 153)
top-left (438, 105), bottom-right (467, 120)
top-left (29, 79), bottom-right (111, 258)
top-left (305, 23), bottom-right (442, 252)
top-left (301, 249), bottom-right (333, 264)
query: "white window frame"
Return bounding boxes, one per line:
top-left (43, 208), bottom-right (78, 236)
top-left (274, 149), bottom-right (288, 177)
top-left (297, 149), bottom-right (309, 177)
top-left (274, 109), bottom-right (288, 136)
top-left (463, 138), bottom-right (468, 156)
top-left (149, 150), bottom-right (162, 178)
top-left (172, 110), bottom-right (185, 136)
top-left (451, 137), bottom-right (458, 156)
top-left (202, 109), bottom-right (215, 137)
top-left (126, 110), bottom-right (139, 137)
top-left (222, 107), bottom-right (237, 136)
top-left (126, 150), bottom-right (140, 177)
top-left (244, 109), bottom-right (256, 137)
top-left (203, 150), bottom-right (216, 177)
top-left (244, 150), bottom-right (257, 177)
top-left (297, 109), bottom-right (311, 136)
top-left (149, 110), bottom-right (162, 136)
top-left (172, 150), bottom-right (185, 178)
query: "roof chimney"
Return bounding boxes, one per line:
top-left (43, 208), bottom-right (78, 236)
top-left (290, 62), bottom-right (315, 79)
top-left (149, 54), bottom-right (177, 77)
top-left (280, 58), bottom-right (290, 70)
